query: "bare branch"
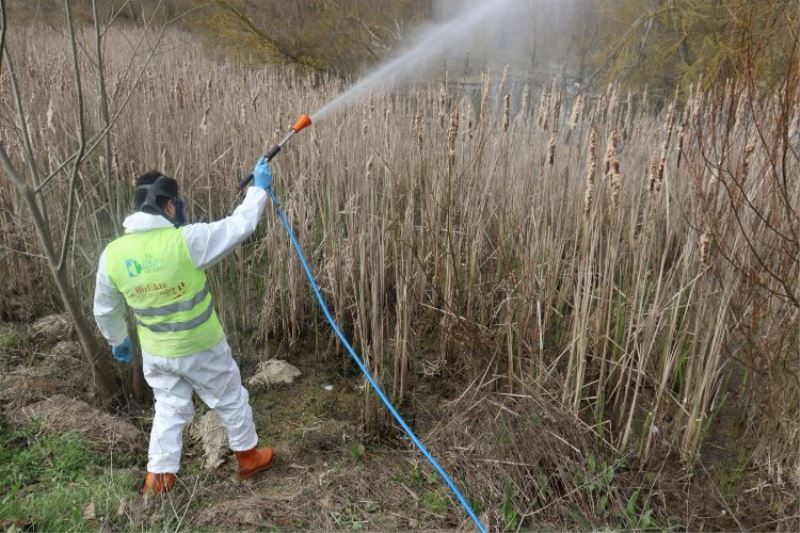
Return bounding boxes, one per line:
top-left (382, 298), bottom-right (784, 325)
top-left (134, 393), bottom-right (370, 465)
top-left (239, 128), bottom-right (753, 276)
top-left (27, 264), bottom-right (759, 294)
top-left (57, 0), bottom-right (88, 274)
top-left (92, 0), bottom-right (120, 233)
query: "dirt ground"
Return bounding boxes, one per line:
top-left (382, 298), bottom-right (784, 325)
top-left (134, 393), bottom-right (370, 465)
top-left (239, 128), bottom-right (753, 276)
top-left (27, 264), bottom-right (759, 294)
top-left (2, 315), bottom-right (797, 531)
top-left (0, 315), bottom-right (474, 531)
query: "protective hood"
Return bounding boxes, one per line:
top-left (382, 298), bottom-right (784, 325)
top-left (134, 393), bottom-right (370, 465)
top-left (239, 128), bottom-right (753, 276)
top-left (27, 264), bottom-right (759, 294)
top-left (123, 211), bottom-right (175, 234)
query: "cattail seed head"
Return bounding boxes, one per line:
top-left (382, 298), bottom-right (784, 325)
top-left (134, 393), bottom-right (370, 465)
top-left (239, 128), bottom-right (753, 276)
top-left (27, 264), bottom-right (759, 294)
top-left (604, 130), bottom-right (619, 177)
top-left (676, 124), bottom-right (685, 169)
top-left (741, 142), bottom-right (755, 179)
top-left (569, 94), bottom-right (584, 130)
top-left (499, 64), bottom-right (510, 95)
top-left (366, 155), bottom-right (375, 180)
top-left (537, 89), bottom-right (549, 130)
top-left (700, 231), bottom-right (711, 265)
top-left (648, 156), bottom-right (661, 194)
top-left (607, 83), bottom-right (619, 126)
top-left (438, 89), bottom-right (447, 129)
top-left (46, 98), bottom-right (55, 133)
top-left (519, 84), bottom-right (530, 122)
top-left (502, 94), bottom-right (511, 132)
top-left (413, 111), bottom-right (423, 151)
top-left (551, 84), bottom-right (562, 135)
top-left (447, 110), bottom-right (460, 165)
top-left (610, 170), bottom-right (622, 209)
top-left (584, 127), bottom-right (598, 216)
top-left (200, 105), bottom-right (210, 134)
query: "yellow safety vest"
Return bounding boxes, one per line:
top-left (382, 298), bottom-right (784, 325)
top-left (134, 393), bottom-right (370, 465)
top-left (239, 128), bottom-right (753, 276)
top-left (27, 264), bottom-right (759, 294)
top-left (104, 227), bottom-right (224, 357)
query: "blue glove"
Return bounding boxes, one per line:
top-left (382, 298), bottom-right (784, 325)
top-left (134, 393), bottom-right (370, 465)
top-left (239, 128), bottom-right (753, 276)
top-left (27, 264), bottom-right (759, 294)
top-left (112, 337), bottom-right (132, 364)
top-left (252, 157), bottom-right (272, 190)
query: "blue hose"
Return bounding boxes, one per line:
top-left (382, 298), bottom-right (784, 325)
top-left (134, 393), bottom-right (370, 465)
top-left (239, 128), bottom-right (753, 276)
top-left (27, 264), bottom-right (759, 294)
top-left (266, 186), bottom-right (486, 533)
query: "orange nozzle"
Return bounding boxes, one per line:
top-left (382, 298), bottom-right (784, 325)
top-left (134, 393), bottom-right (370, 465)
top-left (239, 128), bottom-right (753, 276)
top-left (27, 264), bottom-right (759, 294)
top-left (292, 114), bottom-right (312, 133)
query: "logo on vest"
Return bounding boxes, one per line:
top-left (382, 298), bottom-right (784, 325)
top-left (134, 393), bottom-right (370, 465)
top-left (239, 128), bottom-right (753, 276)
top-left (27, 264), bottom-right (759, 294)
top-left (125, 259), bottom-right (142, 278)
top-left (125, 254), bottom-right (164, 278)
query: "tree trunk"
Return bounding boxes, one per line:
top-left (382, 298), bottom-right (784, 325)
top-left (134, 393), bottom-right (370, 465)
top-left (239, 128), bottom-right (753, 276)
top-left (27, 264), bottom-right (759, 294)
top-left (21, 185), bottom-right (120, 396)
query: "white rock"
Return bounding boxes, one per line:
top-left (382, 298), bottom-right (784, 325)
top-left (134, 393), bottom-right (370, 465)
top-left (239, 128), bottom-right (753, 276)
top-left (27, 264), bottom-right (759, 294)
top-left (246, 359), bottom-right (301, 388)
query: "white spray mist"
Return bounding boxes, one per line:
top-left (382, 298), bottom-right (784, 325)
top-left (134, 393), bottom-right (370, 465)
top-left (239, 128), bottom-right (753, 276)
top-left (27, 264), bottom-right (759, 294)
top-left (311, 0), bottom-right (517, 122)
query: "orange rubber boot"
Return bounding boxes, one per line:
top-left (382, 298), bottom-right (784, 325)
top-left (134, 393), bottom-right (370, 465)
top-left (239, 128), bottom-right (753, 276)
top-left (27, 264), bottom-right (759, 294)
top-left (235, 447), bottom-right (275, 479)
top-left (141, 472), bottom-right (176, 494)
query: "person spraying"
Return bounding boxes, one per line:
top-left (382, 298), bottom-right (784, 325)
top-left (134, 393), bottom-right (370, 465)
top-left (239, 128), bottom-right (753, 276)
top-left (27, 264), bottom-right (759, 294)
top-left (93, 158), bottom-right (275, 494)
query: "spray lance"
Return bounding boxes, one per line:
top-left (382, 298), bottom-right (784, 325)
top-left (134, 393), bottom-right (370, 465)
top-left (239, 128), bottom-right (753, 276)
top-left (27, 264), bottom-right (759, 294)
top-left (241, 112), bottom-right (487, 533)
top-left (238, 113), bottom-right (313, 189)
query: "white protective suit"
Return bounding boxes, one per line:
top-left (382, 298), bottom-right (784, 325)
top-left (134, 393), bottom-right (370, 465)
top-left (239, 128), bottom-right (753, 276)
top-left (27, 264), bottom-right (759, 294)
top-left (94, 187), bottom-right (268, 473)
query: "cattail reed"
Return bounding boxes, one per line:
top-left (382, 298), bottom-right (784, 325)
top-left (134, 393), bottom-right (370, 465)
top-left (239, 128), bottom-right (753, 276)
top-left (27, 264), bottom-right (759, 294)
top-left (700, 231), bottom-right (711, 265)
top-left (502, 94), bottom-right (510, 133)
top-left (413, 110), bottom-right (423, 152)
top-left (537, 88), bottom-right (549, 130)
top-left (365, 154), bottom-right (374, 181)
top-left (519, 84), bottom-right (530, 123)
top-left (447, 109), bottom-right (459, 168)
top-left (550, 83), bottom-right (562, 135)
top-left (8, 28), bottom-right (797, 497)
top-left (648, 156), bottom-right (660, 194)
top-left (676, 124), bottom-right (685, 169)
top-left (569, 94), bottom-right (584, 131)
top-left (584, 126), bottom-right (597, 217)
top-left (606, 83), bottom-right (619, 126)
top-left (623, 90), bottom-right (632, 138)
top-left (499, 64), bottom-right (510, 96)
top-left (741, 142), bottom-right (756, 179)
top-left (438, 88), bottom-right (447, 130)
top-left (604, 130), bottom-right (619, 178)
top-left (610, 169), bottom-right (622, 209)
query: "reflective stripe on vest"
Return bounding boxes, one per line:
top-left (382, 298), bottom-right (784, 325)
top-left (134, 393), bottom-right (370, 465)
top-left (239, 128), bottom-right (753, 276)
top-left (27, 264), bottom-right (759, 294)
top-left (104, 227), bottom-right (224, 357)
top-left (136, 299), bottom-right (214, 332)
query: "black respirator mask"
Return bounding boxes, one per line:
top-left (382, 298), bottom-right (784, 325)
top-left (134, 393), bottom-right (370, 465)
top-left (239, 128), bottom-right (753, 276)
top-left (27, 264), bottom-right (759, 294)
top-left (134, 175), bottom-right (186, 227)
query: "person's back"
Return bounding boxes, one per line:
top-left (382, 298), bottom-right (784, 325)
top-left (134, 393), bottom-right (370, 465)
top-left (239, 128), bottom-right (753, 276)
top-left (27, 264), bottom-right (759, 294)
top-left (94, 160), bottom-right (275, 494)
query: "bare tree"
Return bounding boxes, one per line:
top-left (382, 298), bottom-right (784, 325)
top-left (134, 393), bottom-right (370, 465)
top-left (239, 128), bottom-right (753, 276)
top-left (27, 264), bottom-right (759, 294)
top-left (0, 0), bottom-right (169, 398)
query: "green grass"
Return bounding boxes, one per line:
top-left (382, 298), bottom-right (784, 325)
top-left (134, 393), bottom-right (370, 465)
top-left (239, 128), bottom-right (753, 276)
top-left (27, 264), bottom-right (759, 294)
top-left (0, 325), bottom-right (22, 351)
top-left (0, 418), bottom-right (140, 531)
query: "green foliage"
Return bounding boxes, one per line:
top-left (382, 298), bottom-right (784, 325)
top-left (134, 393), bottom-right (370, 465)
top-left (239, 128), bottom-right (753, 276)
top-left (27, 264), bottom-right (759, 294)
top-left (182, 0), bottom-right (431, 75)
top-left (500, 479), bottom-right (520, 531)
top-left (574, 454), bottom-right (659, 530)
top-left (592, 0), bottom-right (797, 98)
top-left (422, 489), bottom-right (449, 515)
top-left (0, 325), bottom-right (21, 351)
top-left (0, 419), bottom-right (139, 531)
top-left (347, 441), bottom-right (366, 463)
